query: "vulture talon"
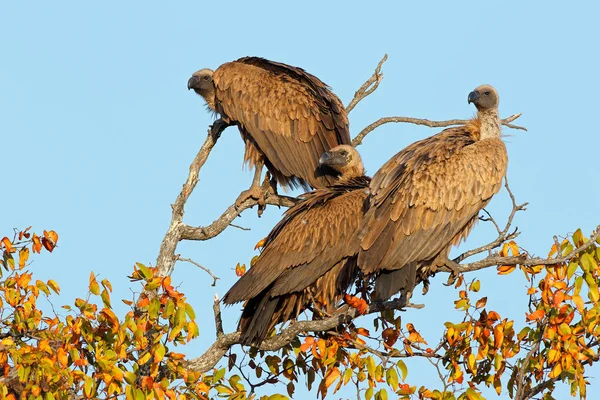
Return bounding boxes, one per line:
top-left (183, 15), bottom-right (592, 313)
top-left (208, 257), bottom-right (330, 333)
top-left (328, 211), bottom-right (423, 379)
top-left (443, 259), bottom-right (462, 286)
top-left (235, 186), bottom-right (267, 216)
top-left (209, 118), bottom-right (230, 138)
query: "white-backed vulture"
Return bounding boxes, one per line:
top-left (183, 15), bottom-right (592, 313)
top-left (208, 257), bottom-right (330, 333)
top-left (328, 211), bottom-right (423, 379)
top-left (222, 145), bottom-right (369, 345)
top-left (357, 85), bottom-right (508, 301)
top-left (187, 57), bottom-right (351, 203)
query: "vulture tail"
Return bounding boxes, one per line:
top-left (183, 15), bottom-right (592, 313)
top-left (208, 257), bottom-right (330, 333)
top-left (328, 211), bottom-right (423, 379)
top-left (238, 294), bottom-right (278, 346)
top-left (373, 265), bottom-right (418, 302)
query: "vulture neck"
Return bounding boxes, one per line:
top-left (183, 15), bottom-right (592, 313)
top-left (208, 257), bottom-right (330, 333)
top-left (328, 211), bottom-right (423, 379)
top-left (336, 165), bottom-right (365, 183)
top-left (200, 89), bottom-right (217, 112)
top-left (478, 108), bottom-right (501, 140)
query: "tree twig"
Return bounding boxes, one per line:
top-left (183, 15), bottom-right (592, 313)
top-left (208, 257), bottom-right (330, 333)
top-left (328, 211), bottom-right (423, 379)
top-left (176, 256), bottom-right (220, 286)
top-left (352, 113), bottom-right (526, 147)
top-left (345, 54), bottom-right (388, 113)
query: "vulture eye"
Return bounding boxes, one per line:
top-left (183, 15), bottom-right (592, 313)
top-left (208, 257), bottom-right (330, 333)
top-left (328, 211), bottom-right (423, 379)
top-left (203, 76), bottom-right (210, 81)
top-left (484, 91), bottom-right (491, 95)
top-left (339, 150), bottom-right (348, 156)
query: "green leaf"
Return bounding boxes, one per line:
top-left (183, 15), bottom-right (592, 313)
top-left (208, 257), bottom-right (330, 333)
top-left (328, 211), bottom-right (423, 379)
top-left (185, 303), bottom-right (196, 320)
top-left (386, 367), bottom-right (399, 391)
top-left (136, 262), bottom-right (152, 280)
top-left (213, 367), bottom-right (226, 383)
top-left (375, 388), bottom-right (388, 400)
top-left (396, 360), bottom-right (408, 381)
top-left (567, 261), bottom-right (578, 280)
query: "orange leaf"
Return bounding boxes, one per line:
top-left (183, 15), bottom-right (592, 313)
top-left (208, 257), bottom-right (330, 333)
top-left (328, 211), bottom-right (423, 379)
top-left (137, 296), bottom-right (150, 308)
top-left (497, 265), bottom-right (516, 275)
top-left (44, 230), bottom-right (59, 244)
top-left (324, 367), bottom-right (340, 388)
top-left (355, 327), bottom-right (370, 336)
top-left (300, 337), bottom-right (314, 353)
top-left (527, 287), bottom-right (538, 295)
top-left (344, 294), bottom-right (368, 315)
top-left (487, 311), bottom-right (501, 323)
top-left (406, 323), bottom-right (427, 344)
top-left (235, 263), bottom-right (246, 277)
top-left (32, 234), bottom-right (42, 254)
top-left (57, 347), bottom-right (69, 368)
top-left (508, 241), bottom-right (519, 256)
top-left (526, 309), bottom-right (545, 322)
top-left (254, 237), bottom-right (266, 250)
top-left (1, 238), bottom-right (13, 253)
top-left (553, 291), bottom-right (566, 307)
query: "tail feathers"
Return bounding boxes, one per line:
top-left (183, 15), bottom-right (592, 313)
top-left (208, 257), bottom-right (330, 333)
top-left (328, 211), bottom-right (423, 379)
top-left (238, 294), bottom-right (279, 346)
top-left (373, 265), bottom-right (417, 302)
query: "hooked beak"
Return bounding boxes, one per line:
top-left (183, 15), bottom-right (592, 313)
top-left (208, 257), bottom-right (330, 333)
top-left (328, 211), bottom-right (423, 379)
top-left (187, 76), bottom-right (199, 90)
top-left (319, 151), bottom-right (346, 168)
top-left (468, 90), bottom-right (480, 104)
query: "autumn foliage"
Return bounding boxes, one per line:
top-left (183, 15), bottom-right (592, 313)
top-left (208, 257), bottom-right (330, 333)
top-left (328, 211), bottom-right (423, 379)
top-left (1, 225), bottom-right (599, 400)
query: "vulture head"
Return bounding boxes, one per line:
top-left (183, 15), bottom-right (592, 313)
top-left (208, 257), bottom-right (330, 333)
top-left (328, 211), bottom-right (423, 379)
top-left (468, 84), bottom-right (499, 111)
top-left (188, 69), bottom-right (216, 111)
top-left (318, 145), bottom-right (365, 180)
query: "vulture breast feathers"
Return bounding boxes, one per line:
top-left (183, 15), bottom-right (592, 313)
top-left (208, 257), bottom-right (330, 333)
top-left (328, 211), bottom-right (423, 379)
top-left (222, 145), bottom-right (369, 345)
top-left (357, 85), bottom-right (508, 301)
top-left (188, 57), bottom-right (351, 190)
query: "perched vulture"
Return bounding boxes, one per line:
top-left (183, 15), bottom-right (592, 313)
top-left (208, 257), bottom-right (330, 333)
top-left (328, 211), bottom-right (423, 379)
top-left (187, 57), bottom-right (351, 201)
top-left (222, 145), bottom-right (369, 345)
top-left (357, 85), bottom-right (508, 301)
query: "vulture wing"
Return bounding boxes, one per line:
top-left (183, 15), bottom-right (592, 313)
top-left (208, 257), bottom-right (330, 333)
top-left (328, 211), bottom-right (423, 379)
top-left (358, 125), bottom-right (507, 299)
top-left (213, 57), bottom-right (351, 189)
top-left (222, 177), bottom-right (369, 344)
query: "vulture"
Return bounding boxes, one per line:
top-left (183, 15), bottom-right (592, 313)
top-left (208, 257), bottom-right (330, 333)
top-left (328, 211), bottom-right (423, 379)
top-left (187, 57), bottom-right (351, 202)
top-left (222, 145), bottom-right (370, 345)
top-left (357, 85), bottom-right (508, 301)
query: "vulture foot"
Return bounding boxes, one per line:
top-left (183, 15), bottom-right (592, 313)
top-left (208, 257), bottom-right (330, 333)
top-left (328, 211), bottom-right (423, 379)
top-left (443, 259), bottom-right (462, 286)
top-left (235, 186), bottom-right (267, 215)
top-left (209, 118), bottom-right (231, 138)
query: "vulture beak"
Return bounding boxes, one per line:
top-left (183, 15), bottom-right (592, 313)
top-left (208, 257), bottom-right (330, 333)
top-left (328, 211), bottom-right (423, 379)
top-left (319, 151), bottom-right (346, 168)
top-left (187, 76), bottom-right (199, 90)
top-left (468, 90), bottom-right (480, 104)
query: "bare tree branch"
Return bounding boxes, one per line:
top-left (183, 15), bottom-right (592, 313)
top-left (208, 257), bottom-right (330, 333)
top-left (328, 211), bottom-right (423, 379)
top-left (180, 189), bottom-right (297, 242)
top-left (345, 54), bottom-right (388, 113)
top-left (176, 256), bottom-right (220, 286)
top-left (154, 122), bottom-right (227, 278)
top-left (352, 113), bottom-right (526, 147)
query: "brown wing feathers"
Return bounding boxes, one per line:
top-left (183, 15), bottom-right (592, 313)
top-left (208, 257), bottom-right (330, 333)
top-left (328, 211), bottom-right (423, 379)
top-left (213, 57), bottom-right (350, 189)
top-left (222, 177), bottom-right (370, 345)
top-left (357, 119), bottom-right (508, 300)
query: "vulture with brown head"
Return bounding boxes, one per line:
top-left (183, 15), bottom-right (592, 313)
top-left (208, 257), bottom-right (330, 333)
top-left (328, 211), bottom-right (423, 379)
top-left (222, 145), bottom-right (369, 345)
top-left (188, 57), bottom-right (351, 203)
top-left (357, 85), bottom-right (508, 301)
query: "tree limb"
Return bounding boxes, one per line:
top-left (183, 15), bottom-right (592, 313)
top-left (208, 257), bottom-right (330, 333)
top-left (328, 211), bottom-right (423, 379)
top-left (176, 256), bottom-right (220, 286)
top-left (346, 54), bottom-right (388, 113)
top-left (154, 122), bottom-right (227, 278)
top-left (352, 113), bottom-right (526, 147)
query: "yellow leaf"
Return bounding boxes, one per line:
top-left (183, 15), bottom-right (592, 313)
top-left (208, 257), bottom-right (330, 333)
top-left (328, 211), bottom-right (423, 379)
top-left (18, 247), bottom-right (29, 269)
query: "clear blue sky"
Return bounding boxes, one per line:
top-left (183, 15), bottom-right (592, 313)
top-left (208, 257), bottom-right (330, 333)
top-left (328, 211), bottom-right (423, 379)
top-left (1, 1), bottom-right (599, 398)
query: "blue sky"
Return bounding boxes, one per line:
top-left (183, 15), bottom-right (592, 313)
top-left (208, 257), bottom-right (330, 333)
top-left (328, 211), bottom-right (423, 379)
top-left (1, 1), bottom-right (599, 398)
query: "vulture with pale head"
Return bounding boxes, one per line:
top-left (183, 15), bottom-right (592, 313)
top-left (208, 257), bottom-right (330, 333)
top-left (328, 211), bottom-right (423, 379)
top-left (188, 57), bottom-right (351, 203)
top-left (357, 85), bottom-right (508, 301)
top-left (222, 145), bottom-right (369, 345)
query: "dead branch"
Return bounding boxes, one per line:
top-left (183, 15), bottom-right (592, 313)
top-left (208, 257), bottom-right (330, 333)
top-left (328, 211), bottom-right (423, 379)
top-left (186, 298), bottom-right (413, 374)
top-left (176, 256), bottom-right (219, 286)
top-left (352, 113), bottom-right (526, 147)
top-left (346, 54), bottom-right (388, 113)
top-left (180, 189), bottom-right (297, 242)
top-left (154, 122), bottom-right (227, 278)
